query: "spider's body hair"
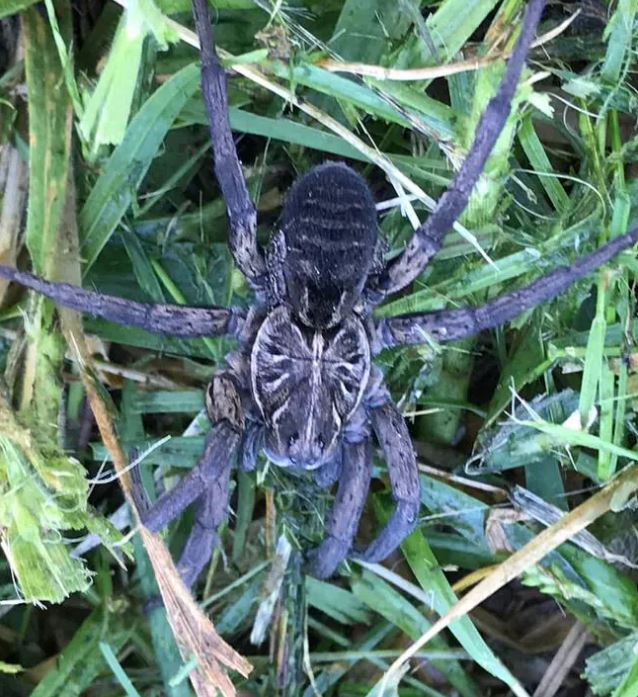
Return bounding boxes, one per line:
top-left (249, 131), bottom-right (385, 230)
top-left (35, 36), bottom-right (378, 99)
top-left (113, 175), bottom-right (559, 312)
top-left (280, 162), bottom-right (378, 329)
top-left (251, 305), bottom-right (370, 469)
top-left (255, 162), bottom-right (379, 468)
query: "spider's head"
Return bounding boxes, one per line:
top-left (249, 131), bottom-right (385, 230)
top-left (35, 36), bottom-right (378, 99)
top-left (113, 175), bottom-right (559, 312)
top-left (252, 306), bottom-right (371, 470)
top-left (280, 162), bottom-right (378, 329)
top-left (262, 383), bottom-right (341, 469)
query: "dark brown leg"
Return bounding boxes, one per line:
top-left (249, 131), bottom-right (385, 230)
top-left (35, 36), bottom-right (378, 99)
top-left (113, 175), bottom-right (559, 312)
top-left (176, 472), bottom-right (232, 588)
top-left (371, 0), bottom-right (546, 298)
top-left (133, 373), bottom-right (244, 587)
top-left (139, 423), bottom-right (240, 534)
top-left (0, 265), bottom-right (239, 337)
top-left (355, 401), bottom-right (420, 562)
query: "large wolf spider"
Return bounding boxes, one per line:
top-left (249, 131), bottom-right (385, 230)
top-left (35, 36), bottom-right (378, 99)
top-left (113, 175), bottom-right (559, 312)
top-left (2, 0), bottom-right (637, 584)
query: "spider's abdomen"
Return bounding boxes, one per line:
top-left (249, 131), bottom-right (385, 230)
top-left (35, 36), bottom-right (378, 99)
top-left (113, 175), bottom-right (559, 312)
top-left (251, 306), bottom-right (370, 469)
top-left (281, 162), bottom-right (378, 328)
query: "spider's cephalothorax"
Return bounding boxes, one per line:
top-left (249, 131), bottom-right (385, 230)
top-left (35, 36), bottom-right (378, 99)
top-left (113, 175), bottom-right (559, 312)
top-left (2, 0), bottom-right (638, 584)
top-left (279, 162), bottom-right (378, 329)
top-left (251, 304), bottom-right (371, 469)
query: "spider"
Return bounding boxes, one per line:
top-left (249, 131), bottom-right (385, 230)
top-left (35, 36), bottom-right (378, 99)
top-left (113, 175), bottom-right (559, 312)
top-left (1, 0), bottom-right (637, 584)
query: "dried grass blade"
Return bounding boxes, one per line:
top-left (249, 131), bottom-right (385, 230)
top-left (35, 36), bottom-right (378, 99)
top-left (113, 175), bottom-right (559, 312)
top-left (57, 171), bottom-right (252, 697)
top-left (379, 461), bottom-right (638, 689)
top-left (63, 318), bottom-right (252, 695)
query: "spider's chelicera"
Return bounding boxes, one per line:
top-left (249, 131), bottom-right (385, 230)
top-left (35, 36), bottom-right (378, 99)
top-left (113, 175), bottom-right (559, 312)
top-left (2, 0), bottom-right (638, 583)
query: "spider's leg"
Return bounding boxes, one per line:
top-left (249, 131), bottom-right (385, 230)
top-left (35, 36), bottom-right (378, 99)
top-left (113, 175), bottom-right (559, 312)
top-left (0, 265), bottom-right (240, 338)
top-left (131, 436), bottom-right (232, 588)
top-left (176, 469), bottom-right (232, 588)
top-left (139, 421), bottom-right (240, 534)
top-left (138, 374), bottom-right (243, 535)
top-left (377, 225), bottom-right (638, 349)
top-left (354, 401), bottom-right (420, 563)
top-left (191, 0), bottom-right (265, 285)
top-left (306, 439), bottom-right (372, 579)
top-left (238, 420), bottom-right (262, 472)
top-left (369, 0), bottom-right (545, 300)
top-left (313, 450), bottom-right (343, 489)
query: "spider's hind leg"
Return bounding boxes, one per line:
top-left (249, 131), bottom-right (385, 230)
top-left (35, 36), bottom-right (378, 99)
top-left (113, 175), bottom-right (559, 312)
top-left (191, 0), bottom-right (265, 286)
top-left (377, 225), bottom-right (638, 349)
top-left (367, 0), bottom-right (545, 300)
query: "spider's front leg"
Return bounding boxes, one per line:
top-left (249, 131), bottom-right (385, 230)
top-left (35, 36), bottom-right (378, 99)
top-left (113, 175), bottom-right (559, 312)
top-left (134, 373), bottom-right (244, 587)
top-left (175, 482), bottom-right (232, 588)
top-left (191, 0), bottom-right (265, 286)
top-left (306, 439), bottom-right (372, 579)
top-left (355, 401), bottom-right (420, 563)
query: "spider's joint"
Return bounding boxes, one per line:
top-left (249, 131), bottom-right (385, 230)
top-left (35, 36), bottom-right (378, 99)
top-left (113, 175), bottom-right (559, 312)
top-left (227, 307), bottom-right (247, 338)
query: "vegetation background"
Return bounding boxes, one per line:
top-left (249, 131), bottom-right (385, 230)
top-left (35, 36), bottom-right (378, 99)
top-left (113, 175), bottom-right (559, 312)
top-left (0, 0), bottom-right (637, 695)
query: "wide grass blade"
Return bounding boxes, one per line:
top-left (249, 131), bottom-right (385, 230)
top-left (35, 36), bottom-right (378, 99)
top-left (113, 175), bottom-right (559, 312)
top-left (79, 63), bottom-right (199, 271)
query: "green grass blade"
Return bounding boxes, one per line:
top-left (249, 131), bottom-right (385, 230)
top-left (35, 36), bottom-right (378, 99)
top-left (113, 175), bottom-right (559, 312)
top-left (23, 6), bottom-right (71, 276)
top-left (99, 642), bottom-right (142, 697)
top-left (518, 115), bottom-right (570, 213)
top-left (30, 607), bottom-right (134, 697)
top-left (352, 569), bottom-right (479, 697)
top-left (0, 0), bottom-right (38, 19)
top-left (399, 525), bottom-right (529, 695)
top-left (79, 63), bottom-right (199, 271)
top-left (601, 0), bottom-right (638, 85)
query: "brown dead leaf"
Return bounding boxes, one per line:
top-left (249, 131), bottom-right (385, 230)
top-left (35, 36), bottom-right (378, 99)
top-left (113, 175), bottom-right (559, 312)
top-left (57, 172), bottom-right (252, 696)
top-left (382, 460), bottom-right (638, 691)
top-left (485, 507), bottom-right (528, 554)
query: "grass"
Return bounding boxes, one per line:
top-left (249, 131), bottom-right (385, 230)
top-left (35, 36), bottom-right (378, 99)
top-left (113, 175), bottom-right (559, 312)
top-left (1, 0), bottom-right (638, 695)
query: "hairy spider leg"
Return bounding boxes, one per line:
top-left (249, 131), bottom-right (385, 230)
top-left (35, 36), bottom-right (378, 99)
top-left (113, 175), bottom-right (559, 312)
top-left (353, 402), bottom-right (420, 563)
top-left (133, 372), bottom-right (244, 586)
top-left (176, 473), bottom-right (233, 588)
top-left (192, 0), bottom-right (265, 285)
top-left (378, 225), bottom-right (638, 349)
top-left (372, 0), bottom-right (546, 298)
top-left (0, 265), bottom-right (239, 337)
top-left (139, 423), bottom-right (241, 534)
top-left (306, 439), bottom-right (372, 579)
top-left (132, 425), bottom-right (238, 587)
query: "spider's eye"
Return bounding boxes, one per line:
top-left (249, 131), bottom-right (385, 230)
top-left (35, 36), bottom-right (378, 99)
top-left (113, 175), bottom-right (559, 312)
top-left (288, 433), bottom-right (299, 447)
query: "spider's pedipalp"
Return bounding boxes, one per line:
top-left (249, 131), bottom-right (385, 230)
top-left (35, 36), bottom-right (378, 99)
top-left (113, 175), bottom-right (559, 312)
top-left (306, 438), bottom-right (372, 579)
top-left (378, 225), bottom-right (638, 349)
top-left (239, 421), bottom-right (263, 472)
top-left (281, 162), bottom-right (378, 328)
top-left (313, 449), bottom-right (343, 488)
top-left (371, 0), bottom-right (546, 299)
top-left (0, 264), bottom-right (239, 338)
top-left (192, 0), bottom-right (265, 285)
